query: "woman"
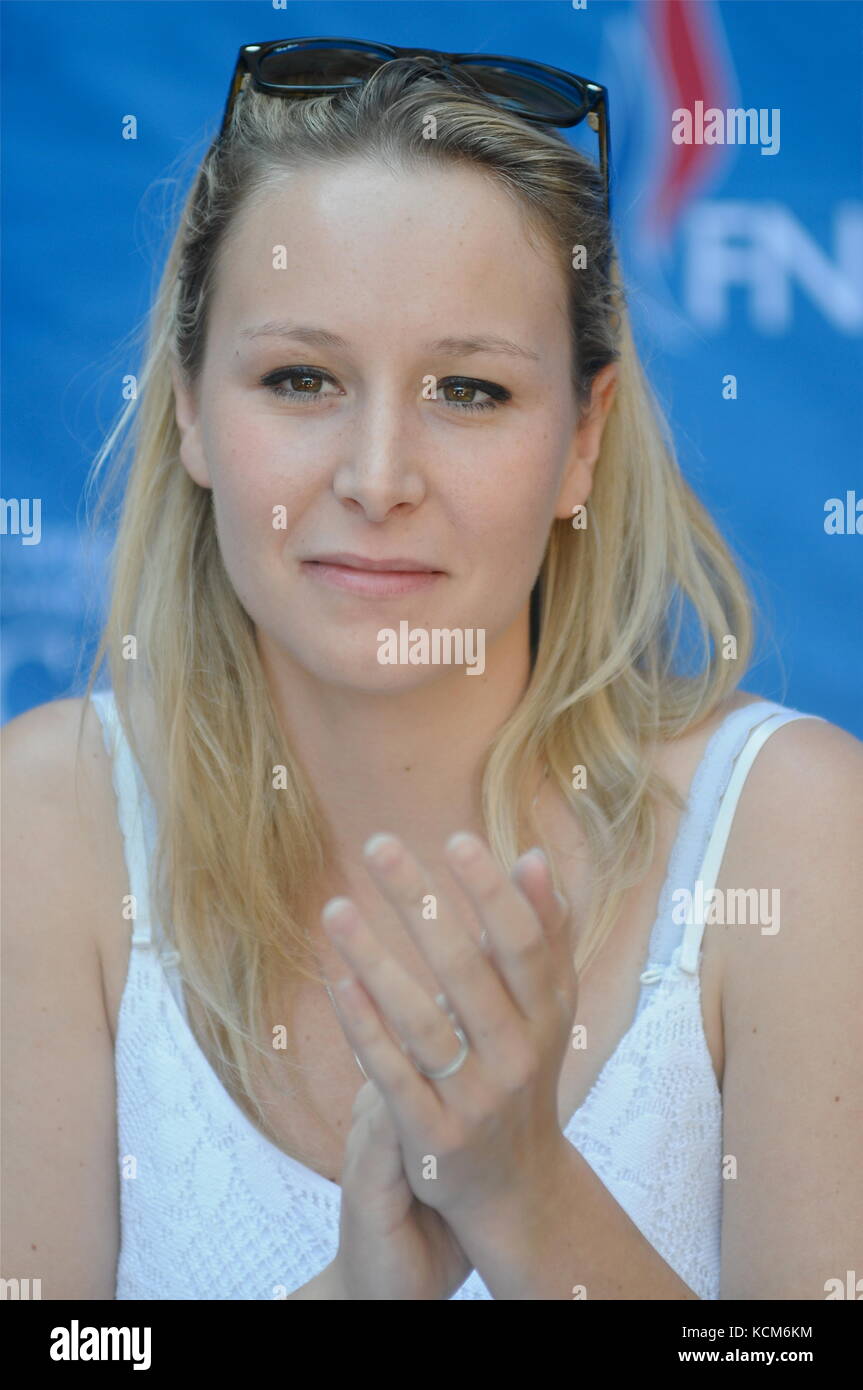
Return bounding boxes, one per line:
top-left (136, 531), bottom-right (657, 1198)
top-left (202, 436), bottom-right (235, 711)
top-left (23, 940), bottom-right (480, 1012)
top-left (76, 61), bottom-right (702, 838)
top-left (3, 45), bottom-right (861, 1301)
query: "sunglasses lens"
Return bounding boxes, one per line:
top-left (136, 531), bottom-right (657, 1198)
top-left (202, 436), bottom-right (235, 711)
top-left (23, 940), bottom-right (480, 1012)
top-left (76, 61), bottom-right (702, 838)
top-left (257, 43), bottom-right (390, 90)
top-left (456, 61), bottom-right (587, 123)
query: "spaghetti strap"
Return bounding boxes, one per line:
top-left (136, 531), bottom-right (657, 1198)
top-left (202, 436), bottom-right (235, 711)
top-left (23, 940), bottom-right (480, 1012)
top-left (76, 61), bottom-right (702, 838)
top-left (678, 709), bottom-right (827, 973)
top-left (89, 688), bottom-right (154, 949)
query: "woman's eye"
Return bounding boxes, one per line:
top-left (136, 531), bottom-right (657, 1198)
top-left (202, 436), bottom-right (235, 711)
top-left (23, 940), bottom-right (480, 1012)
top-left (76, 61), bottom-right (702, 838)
top-left (436, 377), bottom-right (510, 412)
top-left (261, 367), bottom-right (340, 404)
top-left (259, 368), bottom-right (511, 413)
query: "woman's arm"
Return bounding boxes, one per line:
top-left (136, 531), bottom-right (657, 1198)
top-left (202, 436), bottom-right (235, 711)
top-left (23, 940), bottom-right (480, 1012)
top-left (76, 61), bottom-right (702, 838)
top-left (2, 699), bottom-right (121, 1299)
top-left (444, 1137), bottom-right (700, 1299)
top-left (286, 1263), bottom-right (346, 1299)
top-left (717, 716), bottom-right (863, 1299)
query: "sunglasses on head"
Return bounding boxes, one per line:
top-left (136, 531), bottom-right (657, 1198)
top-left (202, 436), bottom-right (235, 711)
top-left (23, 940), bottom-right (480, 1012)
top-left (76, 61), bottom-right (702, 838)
top-left (218, 36), bottom-right (612, 221)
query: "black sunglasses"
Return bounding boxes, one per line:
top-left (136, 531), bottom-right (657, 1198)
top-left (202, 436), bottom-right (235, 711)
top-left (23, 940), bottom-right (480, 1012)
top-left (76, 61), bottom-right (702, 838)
top-left (218, 36), bottom-right (612, 221)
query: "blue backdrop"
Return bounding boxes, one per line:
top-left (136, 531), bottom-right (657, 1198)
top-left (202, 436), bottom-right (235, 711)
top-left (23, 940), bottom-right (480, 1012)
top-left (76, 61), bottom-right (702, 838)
top-left (2, 0), bottom-right (861, 732)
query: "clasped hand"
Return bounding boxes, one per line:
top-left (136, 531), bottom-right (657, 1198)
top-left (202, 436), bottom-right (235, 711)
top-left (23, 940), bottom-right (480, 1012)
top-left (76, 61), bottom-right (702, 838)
top-left (320, 831), bottom-right (579, 1237)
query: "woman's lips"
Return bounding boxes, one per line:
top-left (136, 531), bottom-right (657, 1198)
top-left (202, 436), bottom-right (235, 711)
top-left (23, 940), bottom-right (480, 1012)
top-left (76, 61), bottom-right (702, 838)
top-left (300, 560), bottom-right (444, 597)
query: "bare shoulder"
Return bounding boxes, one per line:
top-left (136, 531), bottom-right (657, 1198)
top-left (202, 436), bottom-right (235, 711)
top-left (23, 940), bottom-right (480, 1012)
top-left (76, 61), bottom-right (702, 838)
top-left (2, 693), bottom-right (122, 889)
top-left (738, 703), bottom-right (862, 790)
top-left (657, 688), bottom-right (859, 802)
top-left (2, 695), bottom-right (131, 1032)
top-left (2, 695), bottom-right (106, 873)
top-left (714, 701), bottom-right (863, 986)
top-left (3, 692), bottom-right (109, 784)
top-left (720, 706), bottom-right (863, 868)
top-left (2, 692), bottom-right (90, 764)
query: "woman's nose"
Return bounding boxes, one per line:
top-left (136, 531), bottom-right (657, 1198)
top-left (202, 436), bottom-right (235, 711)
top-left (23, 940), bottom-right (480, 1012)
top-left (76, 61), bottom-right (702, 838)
top-left (332, 398), bottom-right (427, 520)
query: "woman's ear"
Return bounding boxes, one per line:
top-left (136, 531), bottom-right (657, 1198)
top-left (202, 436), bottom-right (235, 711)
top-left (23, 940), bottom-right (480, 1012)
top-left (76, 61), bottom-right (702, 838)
top-left (554, 363), bottom-right (619, 521)
top-left (171, 361), bottom-right (212, 490)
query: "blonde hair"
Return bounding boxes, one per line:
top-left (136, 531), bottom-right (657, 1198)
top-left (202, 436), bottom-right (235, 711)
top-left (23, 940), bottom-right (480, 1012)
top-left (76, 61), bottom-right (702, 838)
top-left (79, 57), bottom-right (754, 1156)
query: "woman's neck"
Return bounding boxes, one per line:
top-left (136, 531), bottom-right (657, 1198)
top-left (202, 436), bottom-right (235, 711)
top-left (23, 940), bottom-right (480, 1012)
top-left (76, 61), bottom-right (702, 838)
top-left (257, 609), bottom-right (535, 869)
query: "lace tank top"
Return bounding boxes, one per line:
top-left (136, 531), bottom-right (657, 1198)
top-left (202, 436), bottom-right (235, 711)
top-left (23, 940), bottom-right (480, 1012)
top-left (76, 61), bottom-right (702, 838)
top-left (90, 690), bottom-right (821, 1300)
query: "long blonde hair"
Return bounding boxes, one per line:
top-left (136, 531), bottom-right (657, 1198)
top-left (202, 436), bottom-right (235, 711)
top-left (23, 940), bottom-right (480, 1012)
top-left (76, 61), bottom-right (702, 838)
top-left (79, 57), bottom-right (754, 1152)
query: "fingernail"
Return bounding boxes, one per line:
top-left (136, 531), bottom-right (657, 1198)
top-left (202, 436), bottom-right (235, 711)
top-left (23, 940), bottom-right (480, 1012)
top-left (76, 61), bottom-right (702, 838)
top-left (363, 833), bottom-right (401, 870)
top-left (322, 897), bottom-right (357, 930)
top-left (447, 832), bottom-right (480, 864)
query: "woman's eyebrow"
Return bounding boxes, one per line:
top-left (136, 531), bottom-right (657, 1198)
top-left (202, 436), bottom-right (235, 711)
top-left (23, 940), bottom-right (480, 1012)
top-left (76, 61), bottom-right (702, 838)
top-left (238, 321), bottom-right (541, 362)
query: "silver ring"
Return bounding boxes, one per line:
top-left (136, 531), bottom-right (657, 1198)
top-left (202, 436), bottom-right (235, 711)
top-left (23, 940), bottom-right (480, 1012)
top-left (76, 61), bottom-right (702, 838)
top-left (410, 1022), bottom-right (470, 1080)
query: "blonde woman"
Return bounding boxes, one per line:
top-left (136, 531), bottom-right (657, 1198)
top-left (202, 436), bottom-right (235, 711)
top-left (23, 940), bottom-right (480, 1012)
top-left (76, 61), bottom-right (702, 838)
top-left (4, 41), bottom-right (861, 1302)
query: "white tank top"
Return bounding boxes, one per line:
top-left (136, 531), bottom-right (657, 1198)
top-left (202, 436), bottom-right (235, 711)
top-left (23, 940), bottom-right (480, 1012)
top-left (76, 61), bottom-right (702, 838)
top-left (90, 689), bottom-right (821, 1300)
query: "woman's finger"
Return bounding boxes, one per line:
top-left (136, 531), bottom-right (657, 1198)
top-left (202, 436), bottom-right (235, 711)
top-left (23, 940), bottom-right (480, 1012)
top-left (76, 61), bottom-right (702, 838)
top-left (442, 833), bottom-right (557, 1020)
top-left (321, 900), bottom-right (471, 1111)
top-left (510, 851), bottom-right (578, 1019)
top-left (360, 833), bottom-right (516, 1063)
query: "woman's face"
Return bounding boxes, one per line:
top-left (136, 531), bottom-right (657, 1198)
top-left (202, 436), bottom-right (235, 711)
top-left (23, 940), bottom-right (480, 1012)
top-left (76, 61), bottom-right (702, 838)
top-left (173, 159), bottom-right (616, 691)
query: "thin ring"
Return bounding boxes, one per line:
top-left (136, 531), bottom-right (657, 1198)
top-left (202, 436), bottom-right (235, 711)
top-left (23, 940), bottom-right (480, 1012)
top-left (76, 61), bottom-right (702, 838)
top-left (409, 1022), bottom-right (471, 1080)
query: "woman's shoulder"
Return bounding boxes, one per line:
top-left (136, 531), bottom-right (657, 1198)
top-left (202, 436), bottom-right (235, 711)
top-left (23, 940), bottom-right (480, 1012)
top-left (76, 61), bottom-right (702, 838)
top-left (2, 694), bottom-right (133, 1029)
top-left (707, 690), bottom-right (863, 1067)
top-left (1, 692), bottom-right (126, 820)
top-left (1, 694), bottom-right (111, 827)
top-left (673, 687), bottom-right (863, 920)
top-left (712, 689), bottom-right (863, 806)
top-left (657, 688), bottom-right (862, 999)
top-left (718, 694), bottom-right (863, 924)
top-left (3, 690), bottom-right (94, 753)
top-left (658, 687), bottom-right (861, 802)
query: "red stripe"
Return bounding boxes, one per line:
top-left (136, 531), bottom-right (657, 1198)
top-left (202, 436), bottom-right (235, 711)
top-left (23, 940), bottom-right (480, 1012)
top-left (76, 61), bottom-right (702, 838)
top-left (648, 0), bottom-right (728, 231)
